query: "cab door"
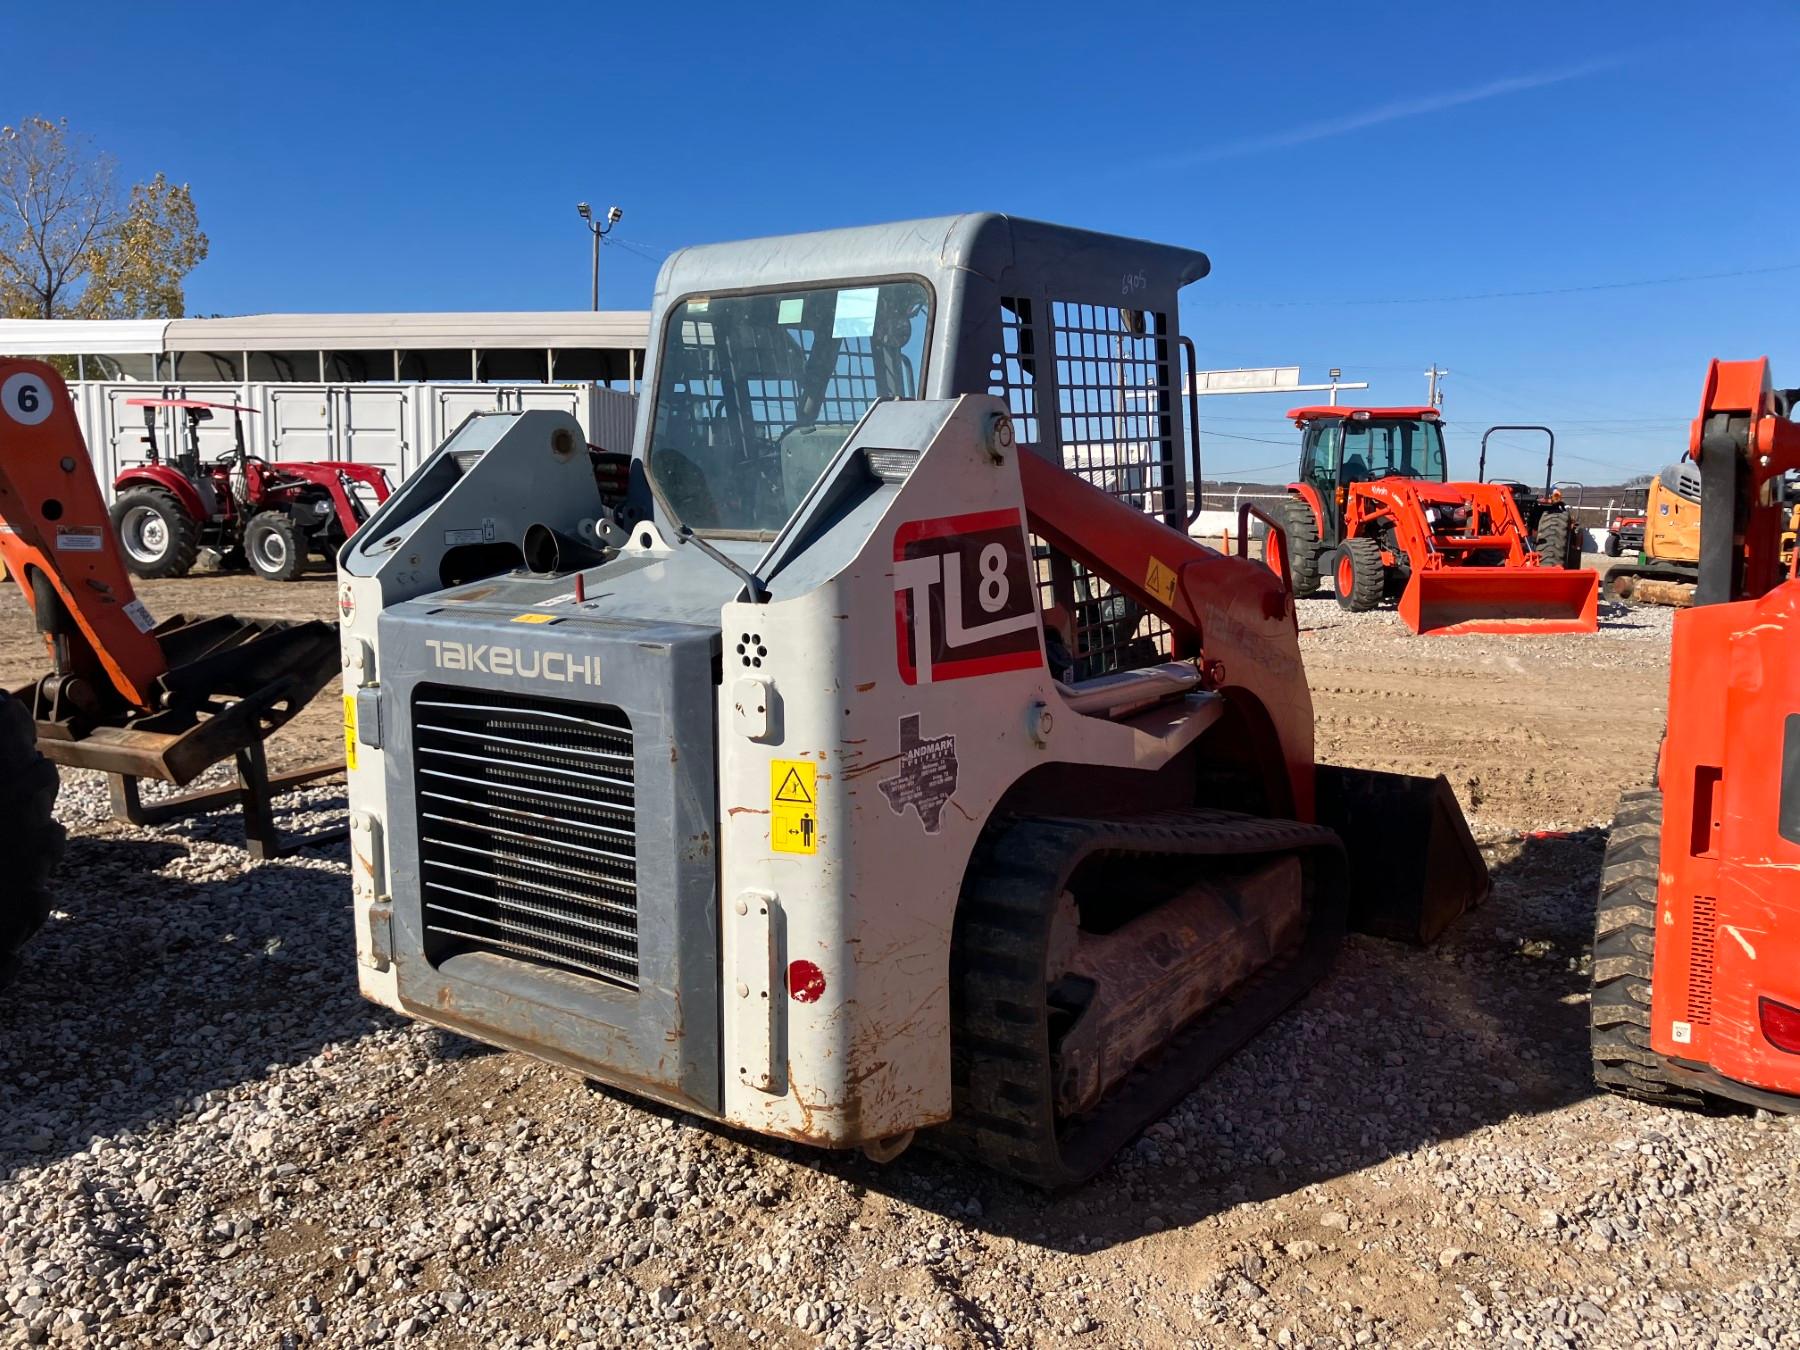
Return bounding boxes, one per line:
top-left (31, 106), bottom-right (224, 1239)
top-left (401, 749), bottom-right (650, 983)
top-left (1302, 423), bottom-right (1344, 542)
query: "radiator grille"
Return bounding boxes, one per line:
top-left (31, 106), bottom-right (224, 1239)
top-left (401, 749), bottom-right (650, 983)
top-left (1686, 894), bottom-right (1717, 1026)
top-left (412, 684), bottom-right (638, 990)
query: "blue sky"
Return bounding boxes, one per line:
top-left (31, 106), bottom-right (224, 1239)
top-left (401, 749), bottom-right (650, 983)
top-left (12, 1), bottom-right (1800, 483)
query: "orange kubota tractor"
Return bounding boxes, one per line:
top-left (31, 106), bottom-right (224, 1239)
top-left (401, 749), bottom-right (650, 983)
top-left (0, 360), bottom-right (344, 986)
top-left (1590, 357), bottom-right (1800, 1112)
top-left (1271, 406), bottom-right (1599, 635)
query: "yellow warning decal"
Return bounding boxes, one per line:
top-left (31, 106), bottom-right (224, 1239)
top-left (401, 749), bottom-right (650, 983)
top-left (1144, 556), bottom-right (1179, 606)
top-left (511, 612), bottom-right (558, 624)
top-left (770, 759), bottom-right (818, 855)
top-left (343, 695), bottom-right (358, 772)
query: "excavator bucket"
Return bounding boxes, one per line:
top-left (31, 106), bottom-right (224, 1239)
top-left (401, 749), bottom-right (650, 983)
top-left (1314, 764), bottom-right (1491, 944)
top-left (1398, 567), bottom-right (1599, 636)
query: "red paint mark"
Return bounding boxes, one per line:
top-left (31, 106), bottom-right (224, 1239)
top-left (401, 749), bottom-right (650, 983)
top-left (788, 959), bottom-right (826, 1004)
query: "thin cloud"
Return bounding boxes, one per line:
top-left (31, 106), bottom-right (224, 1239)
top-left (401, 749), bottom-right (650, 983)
top-left (1166, 55), bottom-right (1631, 166)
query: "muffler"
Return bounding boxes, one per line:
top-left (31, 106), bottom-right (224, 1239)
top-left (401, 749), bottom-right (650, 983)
top-left (522, 522), bottom-right (607, 574)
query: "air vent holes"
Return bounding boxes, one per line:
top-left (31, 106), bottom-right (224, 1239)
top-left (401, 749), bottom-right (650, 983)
top-left (737, 632), bottom-right (769, 669)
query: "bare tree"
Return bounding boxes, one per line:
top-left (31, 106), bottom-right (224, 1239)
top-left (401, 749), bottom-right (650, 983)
top-left (0, 116), bottom-right (207, 321)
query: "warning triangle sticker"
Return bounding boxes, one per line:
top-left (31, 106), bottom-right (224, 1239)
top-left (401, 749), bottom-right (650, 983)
top-left (774, 767), bottom-right (814, 805)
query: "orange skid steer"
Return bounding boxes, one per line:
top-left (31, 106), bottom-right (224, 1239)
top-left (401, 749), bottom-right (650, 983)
top-left (1270, 407), bottom-right (1599, 635)
top-left (0, 360), bottom-right (342, 864)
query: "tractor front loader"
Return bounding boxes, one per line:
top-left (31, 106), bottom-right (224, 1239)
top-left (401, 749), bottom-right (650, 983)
top-left (1275, 407), bottom-right (1598, 635)
top-left (339, 215), bottom-right (1488, 1187)
top-left (0, 360), bottom-right (345, 984)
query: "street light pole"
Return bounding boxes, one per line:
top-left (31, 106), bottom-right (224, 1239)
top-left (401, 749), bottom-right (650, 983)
top-left (576, 202), bottom-right (624, 311)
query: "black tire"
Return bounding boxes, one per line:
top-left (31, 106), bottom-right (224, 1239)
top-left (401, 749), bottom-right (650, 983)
top-left (109, 486), bottom-right (200, 579)
top-left (1535, 510), bottom-right (1578, 569)
top-left (1590, 791), bottom-right (1709, 1109)
top-left (1603, 530), bottom-right (1622, 559)
top-left (1332, 538), bottom-right (1386, 612)
top-left (1267, 495), bottom-right (1322, 597)
top-left (0, 691), bottom-right (64, 991)
top-left (244, 510), bottom-right (307, 582)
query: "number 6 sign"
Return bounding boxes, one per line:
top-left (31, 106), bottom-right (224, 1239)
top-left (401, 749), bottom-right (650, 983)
top-left (1, 372), bottom-right (52, 426)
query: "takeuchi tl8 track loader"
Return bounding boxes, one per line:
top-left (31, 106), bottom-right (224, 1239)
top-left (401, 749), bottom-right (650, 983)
top-left (341, 216), bottom-right (1488, 1186)
top-left (1272, 407), bottom-right (1599, 635)
top-left (1590, 358), bottom-right (1800, 1114)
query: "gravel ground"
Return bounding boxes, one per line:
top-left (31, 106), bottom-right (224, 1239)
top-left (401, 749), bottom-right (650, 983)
top-left (3, 573), bottom-right (1796, 1349)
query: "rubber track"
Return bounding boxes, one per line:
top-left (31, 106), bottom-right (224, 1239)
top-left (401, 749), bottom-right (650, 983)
top-left (0, 691), bottom-right (65, 990)
top-left (1589, 790), bottom-right (1706, 1109)
top-left (933, 808), bottom-right (1347, 1189)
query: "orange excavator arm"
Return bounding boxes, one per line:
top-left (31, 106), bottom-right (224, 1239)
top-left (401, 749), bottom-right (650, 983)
top-left (0, 360), bottom-right (167, 710)
top-left (1688, 357), bottom-right (1800, 603)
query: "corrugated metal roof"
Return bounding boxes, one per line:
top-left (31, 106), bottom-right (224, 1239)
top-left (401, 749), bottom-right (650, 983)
top-left (165, 311), bottom-right (649, 351)
top-left (0, 311), bottom-right (649, 356)
top-left (0, 318), bottom-right (170, 355)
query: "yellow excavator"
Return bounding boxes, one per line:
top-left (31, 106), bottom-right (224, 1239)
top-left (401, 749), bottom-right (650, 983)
top-left (1609, 457), bottom-right (1797, 605)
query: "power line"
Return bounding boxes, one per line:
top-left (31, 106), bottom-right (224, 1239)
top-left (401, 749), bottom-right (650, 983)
top-left (1196, 428), bottom-right (1294, 445)
top-left (1210, 260), bottom-right (1800, 308)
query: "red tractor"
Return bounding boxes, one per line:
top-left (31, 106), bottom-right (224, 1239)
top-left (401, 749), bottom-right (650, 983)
top-left (1270, 406), bottom-right (1598, 634)
top-left (108, 398), bottom-right (392, 582)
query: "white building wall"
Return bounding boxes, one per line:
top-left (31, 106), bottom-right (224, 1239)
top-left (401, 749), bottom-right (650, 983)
top-left (70, 381), bottom-right (639, 494)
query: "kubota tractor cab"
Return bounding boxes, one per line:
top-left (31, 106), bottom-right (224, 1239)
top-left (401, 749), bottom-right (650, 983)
top-left (1271, 406), bottom-right (1597, 634)
top-left (109, 398), bottom-right (392, 583)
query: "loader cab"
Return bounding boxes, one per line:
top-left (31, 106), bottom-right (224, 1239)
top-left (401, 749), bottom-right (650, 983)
top-left (645, 280), bottom-right (931, 536)
top-left (1293, 407), bottom-right (1447, 538)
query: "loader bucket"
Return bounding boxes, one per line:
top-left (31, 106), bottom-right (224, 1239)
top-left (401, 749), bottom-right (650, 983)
top-left (1314, 764), bottom-right (1490, 945)
top-left (1397, 567), bottom-right (1599, 636)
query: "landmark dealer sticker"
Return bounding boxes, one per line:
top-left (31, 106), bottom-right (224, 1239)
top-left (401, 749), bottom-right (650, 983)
top-left (877, 715), bottom-right (958, 833)
top-left (770, 759), bottom-right (818, 854)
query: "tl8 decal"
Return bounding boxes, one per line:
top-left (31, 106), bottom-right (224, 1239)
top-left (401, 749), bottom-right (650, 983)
top-left (893, 508), bottom-right (1042, 684)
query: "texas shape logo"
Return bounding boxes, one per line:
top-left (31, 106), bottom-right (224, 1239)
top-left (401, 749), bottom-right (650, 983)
top-left (877, 715), bottom-right (959, 833)
top-left (893, 508), bottom-right (1041, 685)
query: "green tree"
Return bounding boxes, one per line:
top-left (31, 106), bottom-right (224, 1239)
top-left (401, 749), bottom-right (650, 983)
top-left (0, 116), bottom-right (208, 321)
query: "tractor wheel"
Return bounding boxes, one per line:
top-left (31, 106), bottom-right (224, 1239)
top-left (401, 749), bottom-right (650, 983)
top-left (1268, 496), bottom-right (1322, 597)
top-left (0, 691), bottom-right (64, 991)
top-left (244, 511), bottom-right (307, 582)
top-left (1332, 538), bottom-right (1386, 612)
top-left (110, 486), bottom-right (200, 579)
top-left (1603, 530), bottom-right (1622, 559)
top-left (1589, 791), bottom-right (1710, 1110)
top-left (1535, 510), bottom-right (1578, 569)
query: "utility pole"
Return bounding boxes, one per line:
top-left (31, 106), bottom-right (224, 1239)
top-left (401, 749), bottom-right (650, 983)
top-left (1328, 368), bottom-right (1343, 406)
top-left (576, 202), bottom-right (624, 311)
top-left (1424, 363), bottom-right (1448, 408)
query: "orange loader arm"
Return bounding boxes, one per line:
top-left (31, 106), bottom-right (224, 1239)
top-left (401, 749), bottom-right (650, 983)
top-left (0, 359), bottom-right (168, 709)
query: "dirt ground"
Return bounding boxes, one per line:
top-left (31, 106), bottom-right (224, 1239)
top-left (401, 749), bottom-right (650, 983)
top-left (7, 555), bottom-right (1795, 1349)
